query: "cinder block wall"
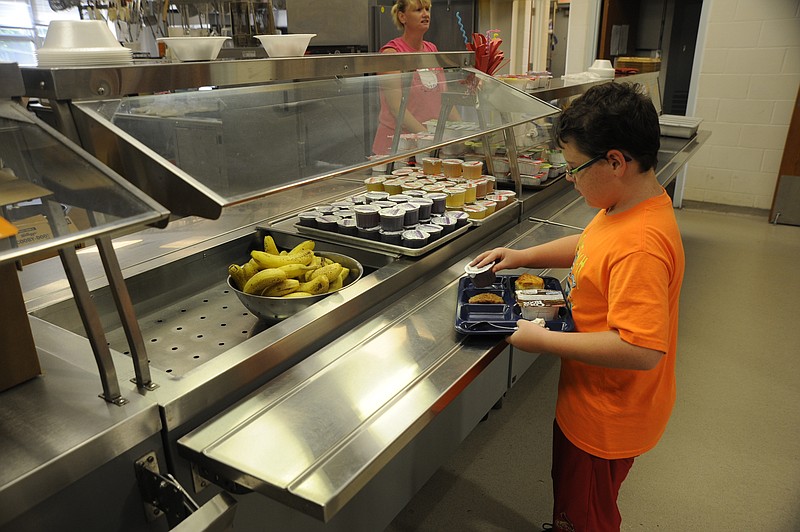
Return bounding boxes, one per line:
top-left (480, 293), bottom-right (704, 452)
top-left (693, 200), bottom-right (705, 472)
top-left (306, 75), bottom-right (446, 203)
top-left (687, 0), bottom-right (800, 209)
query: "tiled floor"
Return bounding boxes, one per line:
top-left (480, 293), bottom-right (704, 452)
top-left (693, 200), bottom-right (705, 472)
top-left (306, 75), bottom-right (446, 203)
top-left (386, 206), bottom-right (800, 531)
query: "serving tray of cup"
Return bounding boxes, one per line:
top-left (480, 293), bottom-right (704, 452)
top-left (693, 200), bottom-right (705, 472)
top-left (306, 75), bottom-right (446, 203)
top-left (454, 274), bottom-right (574, 335)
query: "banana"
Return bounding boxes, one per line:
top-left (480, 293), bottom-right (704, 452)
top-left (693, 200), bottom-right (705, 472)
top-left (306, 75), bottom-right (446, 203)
top-left (277, 263), bottom-right (313, 278)
top-left (261, 279), bottom-right (300, 297)
top-left (297, 275), bottom-right (329, 295)
top-left (290, 240), bottom-right (315, 255)
top-left (251, 249), bottom-right (314, 269)
top-left (310, 263), bottom-right (343, 284)
top-left (243, 268), bottom-right (287, 295)
top-left (283, 291), bottom-right (313, 298)
top-left (264, 235), bottom-right (279, 255)
top-left (328, 267), bottom-right (349, 292)
top-left (228, 264), bottom-right (248, 290)
top-left (242, 259), bottom-right (260, 280)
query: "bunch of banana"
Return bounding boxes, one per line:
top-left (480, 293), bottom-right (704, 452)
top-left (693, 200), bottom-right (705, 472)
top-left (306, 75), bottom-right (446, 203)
top-left (227, 236), bottom-right (351, 298)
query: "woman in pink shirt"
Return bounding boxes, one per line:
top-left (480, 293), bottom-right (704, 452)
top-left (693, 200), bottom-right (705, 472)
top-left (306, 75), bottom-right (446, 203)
top-left (372, 0), bottom-right (458, 155)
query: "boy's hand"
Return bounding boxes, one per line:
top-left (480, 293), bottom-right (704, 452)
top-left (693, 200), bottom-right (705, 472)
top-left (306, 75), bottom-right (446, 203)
top-left (507, 318), bottom-right (550, 352)
top-left (470, 247), bottom-right (520, 272)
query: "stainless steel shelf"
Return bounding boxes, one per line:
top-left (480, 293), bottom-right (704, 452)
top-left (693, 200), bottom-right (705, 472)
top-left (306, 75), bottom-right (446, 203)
top-left (20, 52), bottom-right (474, 101)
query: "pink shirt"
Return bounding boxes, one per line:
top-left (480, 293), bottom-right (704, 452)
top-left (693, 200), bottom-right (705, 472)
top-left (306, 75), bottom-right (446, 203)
top-left (372, 38), bottom-right (447, 155)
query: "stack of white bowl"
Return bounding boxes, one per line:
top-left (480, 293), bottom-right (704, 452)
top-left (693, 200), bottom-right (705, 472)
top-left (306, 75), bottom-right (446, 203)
top-left (36, 20), bottom-right (133, 67)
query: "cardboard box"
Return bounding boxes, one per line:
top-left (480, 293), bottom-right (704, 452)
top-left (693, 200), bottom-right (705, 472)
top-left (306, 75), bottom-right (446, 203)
top-left (0, 262), bottom-right (42, 392)
top-left (14, 213), bottom-right (80, 265)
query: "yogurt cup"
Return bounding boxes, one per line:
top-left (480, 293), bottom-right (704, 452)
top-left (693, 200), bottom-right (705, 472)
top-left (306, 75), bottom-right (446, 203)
top-left (462, 160), bottom-right (483, 179)
top-left (354, 204), bottom-right (381, 228)
top-left (401, 229), bottom-right (429, 248)
top-left (421, 157), bottom-right (442, 175)
top-left (444, 187), bottom-right (466, 208)
top-left (379, 207), bottom-right (406, 231)
top-left (364, 176), bottom-right (387, 191)
top-left (464, 261), bottom-right (496, 288)
top-left (442, 158), bottom-right (464, 178)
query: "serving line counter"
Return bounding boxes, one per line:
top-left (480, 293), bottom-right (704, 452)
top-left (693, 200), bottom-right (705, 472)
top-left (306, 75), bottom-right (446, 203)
top-left (3, 54), bottom-right (561, 531)
top-left (1, 54), bottom-right (708, 530)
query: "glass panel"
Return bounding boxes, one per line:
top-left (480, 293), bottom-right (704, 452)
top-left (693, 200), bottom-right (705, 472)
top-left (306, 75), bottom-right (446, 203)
top-left (103, 68), bottom-right (559, 205)
top-left (0, 108), bottom-right (168, 265)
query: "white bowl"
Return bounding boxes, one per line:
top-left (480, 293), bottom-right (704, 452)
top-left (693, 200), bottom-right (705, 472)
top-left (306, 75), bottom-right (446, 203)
top-left (43, 20), bottom-right (121, 50)
top-left (254, 34), bottom-right (316, 57)
top-left (588, 59), bottom-right (615, 78)
top-left (157, 36), bottom-right (230, 61)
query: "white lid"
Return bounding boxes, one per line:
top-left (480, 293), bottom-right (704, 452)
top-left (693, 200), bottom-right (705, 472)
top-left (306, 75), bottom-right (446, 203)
top-left (464, 261), bottom-right (494, 275)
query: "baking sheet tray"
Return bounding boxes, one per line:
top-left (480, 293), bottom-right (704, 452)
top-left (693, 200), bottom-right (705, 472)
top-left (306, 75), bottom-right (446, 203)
top-left (294, 221), bottom-right (471, 257)
top-left (455, 274), bottom-right (574, 335)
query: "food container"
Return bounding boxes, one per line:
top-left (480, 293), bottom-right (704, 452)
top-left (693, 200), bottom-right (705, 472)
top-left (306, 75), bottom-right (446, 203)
top-left (297, 210), bottom-right (318, 227)
top-left (386, 194), bottom-right (411, 204)
top-left (401, 229), bottom-right (429, 248)
top-left (484, 193), bottom-right (506, 209)
top-left (462, 182), bottom-right (477, 204)
top-left (254, 33), bottom-right (315, 57)
top-left (398, 202), bottom-right (420, 226)
top-left (518, 157), bottom-right (543, 175)
top-left (426, 192), bottom-right (448, 214)
top-left (379, 230), bottom-right (404, 245)
top-left (383, 180), bottom-right (404, 194)
top-left (446, 210), bottom-right (470, 228)
top-left (421, 157), bottom-right (442, 175)
top-left (157, 36), bottom-right (231, 62)
top-left (365, 191), bottom-right (389, 203)
top-left (336, 218), bottom-right (358, 236)
top-left (418, 223), bottom-right (443, 240)
top-left (658, 115), bottom-right (703, 138)
top-left (588, 59), bottom-right (615, 79)
top-left (442, 159), bottom-right (464, 178)
top-left (379, 207), bottom-right (405, 231)
top-left (483, 175), bottom-right (496, 194)
top-left (462, 160), bottom-right (483, 179)
top-left (364, 176), bottom-right (387, 191)
top-left (444, 187), bottom-right (466, 208)
top-left (357, 226), bottom-right (381, 240)
top-left (354, 205), bottom-right (380, 228)
top-left (477, 199), bottom-right (496, 215)
top-left (409, 197), bottom-right (433, 221)
top-left (315, 214), bottom-right (341, 231)
top-left (228, 251), bottom-right (363, 321)
top-left (516, 289), bottom-right (566, 320)
top-left (430, 215), bottom-right (457, 235)
top-left (473, 178), bottom-right (488, 199)
top-left (492, 157), bottom-right (510, 174)
top-left (463, 204), bottom-right (487, 220)
top-left (464, 261), bottom-right (496, 288)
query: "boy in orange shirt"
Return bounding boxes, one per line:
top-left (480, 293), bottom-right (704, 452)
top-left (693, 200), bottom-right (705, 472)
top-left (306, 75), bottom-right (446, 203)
top-left (472, 82), bottom-right (685, 531)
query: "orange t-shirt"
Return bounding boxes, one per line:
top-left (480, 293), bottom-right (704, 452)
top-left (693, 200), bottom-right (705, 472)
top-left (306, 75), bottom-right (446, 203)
top-left (557, 190), bottom-right (685, 459)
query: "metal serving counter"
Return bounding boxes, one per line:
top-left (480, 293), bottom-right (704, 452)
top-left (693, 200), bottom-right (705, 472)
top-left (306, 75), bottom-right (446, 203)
top-left (1, 54), bottom-right (708, 531)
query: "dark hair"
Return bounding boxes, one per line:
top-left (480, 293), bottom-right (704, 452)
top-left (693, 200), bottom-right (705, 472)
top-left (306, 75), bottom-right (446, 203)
top-left (553, 82), bottom-right (660, 172)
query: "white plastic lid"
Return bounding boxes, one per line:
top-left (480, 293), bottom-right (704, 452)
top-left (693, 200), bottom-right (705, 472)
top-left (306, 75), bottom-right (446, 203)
top-left (464, 261), bottom-right (494, 276)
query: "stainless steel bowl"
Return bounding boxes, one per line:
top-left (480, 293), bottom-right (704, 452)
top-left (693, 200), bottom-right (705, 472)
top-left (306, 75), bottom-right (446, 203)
top-left (228, 251), bottom-right (364, 321)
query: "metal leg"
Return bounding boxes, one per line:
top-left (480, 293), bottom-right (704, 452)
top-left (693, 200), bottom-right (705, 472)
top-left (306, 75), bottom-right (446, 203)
top-left (501, 119), bottom-right (524, 218)
top-left (58, 245), bottom-right (127, 405)
top-left (95, 234), bottom-right (157, 390)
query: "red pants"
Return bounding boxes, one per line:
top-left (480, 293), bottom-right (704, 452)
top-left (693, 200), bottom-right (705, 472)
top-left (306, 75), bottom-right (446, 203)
top-left (551, 420), bottom-right (635, 532)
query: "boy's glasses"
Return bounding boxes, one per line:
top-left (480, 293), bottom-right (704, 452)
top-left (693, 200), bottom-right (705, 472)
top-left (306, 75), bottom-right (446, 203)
top-left (565, 153), bottom-right (606, 178)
